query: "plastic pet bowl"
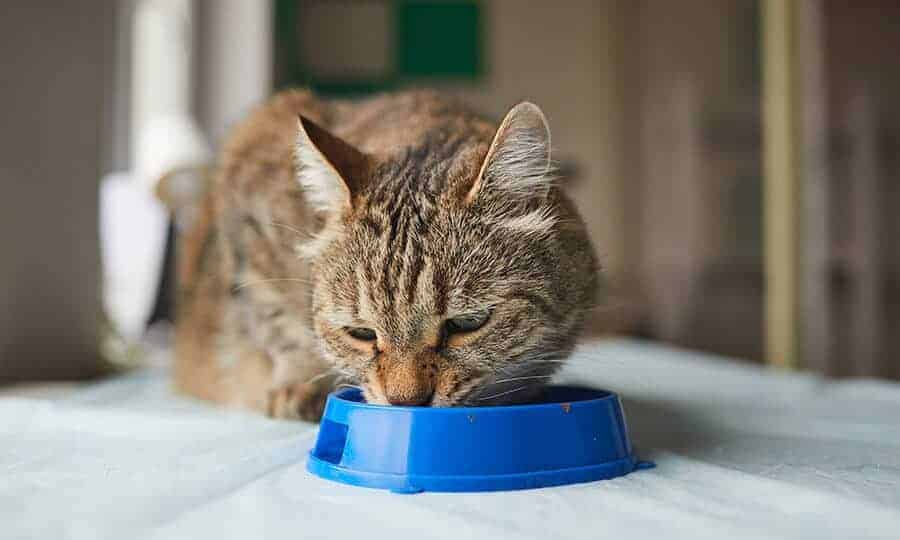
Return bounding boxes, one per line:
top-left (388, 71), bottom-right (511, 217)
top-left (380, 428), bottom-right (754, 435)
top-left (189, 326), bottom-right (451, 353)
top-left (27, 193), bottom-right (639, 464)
top-left (306, 385), bottom-right (652, 493)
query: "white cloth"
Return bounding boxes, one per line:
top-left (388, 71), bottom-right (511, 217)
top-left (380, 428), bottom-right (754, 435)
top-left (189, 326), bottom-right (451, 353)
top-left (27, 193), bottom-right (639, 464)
top-left (2, 340), bottom-right (898, 540)
top-left (99, 172), bottom-right (169, 340)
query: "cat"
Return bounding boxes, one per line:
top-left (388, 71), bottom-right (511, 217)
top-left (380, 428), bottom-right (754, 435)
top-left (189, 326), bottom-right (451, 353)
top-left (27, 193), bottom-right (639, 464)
top-left (172, 89), bottom-right (598, 421)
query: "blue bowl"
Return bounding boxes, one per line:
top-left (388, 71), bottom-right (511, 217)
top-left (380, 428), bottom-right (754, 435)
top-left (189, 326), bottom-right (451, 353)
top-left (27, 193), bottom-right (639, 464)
top-left (307, 385), bottom-right (652, 493)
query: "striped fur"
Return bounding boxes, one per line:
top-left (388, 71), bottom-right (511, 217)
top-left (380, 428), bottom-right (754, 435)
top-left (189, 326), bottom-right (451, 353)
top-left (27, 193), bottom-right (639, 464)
top-left (173, 89), bottom-right (598, 420)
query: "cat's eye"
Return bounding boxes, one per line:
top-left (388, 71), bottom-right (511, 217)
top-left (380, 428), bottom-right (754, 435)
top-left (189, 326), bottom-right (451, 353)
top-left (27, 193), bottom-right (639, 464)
top-left (445, 311), bottom-right (490, 334)
top-left (346, 327), bottom-right (377, 341)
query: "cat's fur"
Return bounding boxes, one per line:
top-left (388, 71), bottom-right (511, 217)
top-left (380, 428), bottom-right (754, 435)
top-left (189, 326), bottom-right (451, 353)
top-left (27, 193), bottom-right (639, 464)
top-left (173, 89), bottom-right (598, 421)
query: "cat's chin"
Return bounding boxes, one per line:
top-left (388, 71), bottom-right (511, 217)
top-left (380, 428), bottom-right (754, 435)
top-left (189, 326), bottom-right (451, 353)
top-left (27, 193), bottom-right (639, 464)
top-left (427, 396), bottom-right (456, 408)
top-left (360, 386), bottom-right (388, 406)
top-left (360, 389), bottom-right (454, 407)
top-left (358, 387), bottom-right (547, 408)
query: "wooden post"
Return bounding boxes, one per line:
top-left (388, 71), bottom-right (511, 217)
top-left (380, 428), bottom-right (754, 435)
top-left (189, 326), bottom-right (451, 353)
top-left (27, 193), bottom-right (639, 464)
top-left (762, 0), bottom-right (800, 369)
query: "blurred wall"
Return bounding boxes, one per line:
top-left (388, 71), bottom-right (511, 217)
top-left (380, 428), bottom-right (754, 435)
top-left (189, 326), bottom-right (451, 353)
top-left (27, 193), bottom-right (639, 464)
top-left (622, 0), bottom-right (764, 358)
top-left (0, 3), bottom-right (115, 381)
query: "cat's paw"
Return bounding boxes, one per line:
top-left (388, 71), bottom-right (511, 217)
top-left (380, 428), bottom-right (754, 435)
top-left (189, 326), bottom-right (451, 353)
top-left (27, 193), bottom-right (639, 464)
top-left (266, 379), bottom-right (331, 422)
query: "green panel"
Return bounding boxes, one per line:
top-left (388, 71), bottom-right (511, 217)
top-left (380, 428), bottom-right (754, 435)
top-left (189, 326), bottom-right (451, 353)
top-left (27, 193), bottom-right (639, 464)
top-left (273, 0), bottom-right (302, 90)
top-left (311, 79), bottom-right (397, 98)
top-left (397, 1), bottom-right (482, 79)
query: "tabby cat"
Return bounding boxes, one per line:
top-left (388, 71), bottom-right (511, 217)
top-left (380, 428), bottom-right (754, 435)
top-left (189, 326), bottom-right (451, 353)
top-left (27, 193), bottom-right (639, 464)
top-left (173, 90), bottom-right (598, 421)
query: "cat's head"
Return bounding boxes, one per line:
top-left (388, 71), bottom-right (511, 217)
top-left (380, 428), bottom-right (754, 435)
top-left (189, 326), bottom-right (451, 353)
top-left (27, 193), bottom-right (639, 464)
top-left (296, 101), bottom-right (598, 406)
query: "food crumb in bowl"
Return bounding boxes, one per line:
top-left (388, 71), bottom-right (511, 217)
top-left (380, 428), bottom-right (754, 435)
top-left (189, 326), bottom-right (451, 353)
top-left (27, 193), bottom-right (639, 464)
top-left (561, 403), bottom-right (571, 413)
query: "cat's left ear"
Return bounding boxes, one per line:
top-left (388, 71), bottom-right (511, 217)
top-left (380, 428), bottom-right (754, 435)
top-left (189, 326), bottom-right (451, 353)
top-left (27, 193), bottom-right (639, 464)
top-left (296, 115), bottom-right (368, 213)
top-left (466, 102), bottom-right (552, 204)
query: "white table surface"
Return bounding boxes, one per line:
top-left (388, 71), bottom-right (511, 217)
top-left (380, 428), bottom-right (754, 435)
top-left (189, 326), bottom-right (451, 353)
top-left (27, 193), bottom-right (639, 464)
top-left (2, 339), bottom-right (898, 539)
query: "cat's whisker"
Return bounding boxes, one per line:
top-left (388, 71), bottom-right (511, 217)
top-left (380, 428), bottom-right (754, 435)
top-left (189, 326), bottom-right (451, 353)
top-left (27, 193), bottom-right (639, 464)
top-left (474, 385), bottom-right (534, 401)
top-left (269, 221), bottom-right (307, 238)
top-left (232, 278), bottom-right (311, 291)
top-left (487, 375), bottom-right (554, 386)
top-left (335, 383), bottom-right (363, 391)
top-left (303, 370), bottom-right (336, 385)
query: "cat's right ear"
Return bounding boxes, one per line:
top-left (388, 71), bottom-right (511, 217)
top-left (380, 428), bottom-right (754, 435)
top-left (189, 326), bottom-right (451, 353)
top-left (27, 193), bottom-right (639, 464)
top-left (295, 115), bottom-right (368, 213)
top-left (465, 102), bottom-right (553, 205)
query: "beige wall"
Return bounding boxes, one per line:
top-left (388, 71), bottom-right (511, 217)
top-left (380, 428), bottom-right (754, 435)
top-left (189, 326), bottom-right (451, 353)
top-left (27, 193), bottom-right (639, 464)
top-left (625, 0), bottom-right (748, 341)
top-left (0, 3), bottom-right (114, 381)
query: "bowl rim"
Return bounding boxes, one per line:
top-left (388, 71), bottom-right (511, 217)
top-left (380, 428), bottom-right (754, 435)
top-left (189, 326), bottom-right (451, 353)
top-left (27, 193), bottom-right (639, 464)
top-left (327, 385), bottom-right (617, 414)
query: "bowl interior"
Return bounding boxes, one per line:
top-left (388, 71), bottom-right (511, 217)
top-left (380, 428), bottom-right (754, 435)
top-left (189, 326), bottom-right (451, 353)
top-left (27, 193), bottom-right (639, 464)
top-left (331, 385), bottom-right (612, 411)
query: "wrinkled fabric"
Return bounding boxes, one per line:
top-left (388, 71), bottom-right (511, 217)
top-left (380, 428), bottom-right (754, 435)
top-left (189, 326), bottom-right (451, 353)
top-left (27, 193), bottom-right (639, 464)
top-left (2, 340), bottom-right (898, 540)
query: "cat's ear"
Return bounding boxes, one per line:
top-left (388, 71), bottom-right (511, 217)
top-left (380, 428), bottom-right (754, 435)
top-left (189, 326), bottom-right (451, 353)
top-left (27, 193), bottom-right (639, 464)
top-left (466, 102), bottom-right (552, 204)
top-left (296, 115), bottom-right (368, 212)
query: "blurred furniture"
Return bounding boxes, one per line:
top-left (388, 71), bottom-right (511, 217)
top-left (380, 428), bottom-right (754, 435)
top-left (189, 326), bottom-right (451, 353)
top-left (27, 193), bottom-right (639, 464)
top-left (615, 0), bottom-right (899, 379)
top-left (761, 0), bottom-right (899, 378)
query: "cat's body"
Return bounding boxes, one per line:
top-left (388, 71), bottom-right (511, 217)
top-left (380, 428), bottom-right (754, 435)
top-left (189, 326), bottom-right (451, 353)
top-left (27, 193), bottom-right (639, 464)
top-left (173, 89), bottom-right (598, 420)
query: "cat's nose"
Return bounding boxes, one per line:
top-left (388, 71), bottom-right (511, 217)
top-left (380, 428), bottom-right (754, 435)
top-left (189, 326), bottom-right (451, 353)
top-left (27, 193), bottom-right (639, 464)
top-left (381, 358), bottom-right (434, 406)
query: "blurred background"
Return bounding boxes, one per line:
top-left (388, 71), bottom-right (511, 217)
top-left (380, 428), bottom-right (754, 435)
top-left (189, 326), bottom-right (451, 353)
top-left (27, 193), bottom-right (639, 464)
top-left (1, 0), bottom-right (898, 386)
